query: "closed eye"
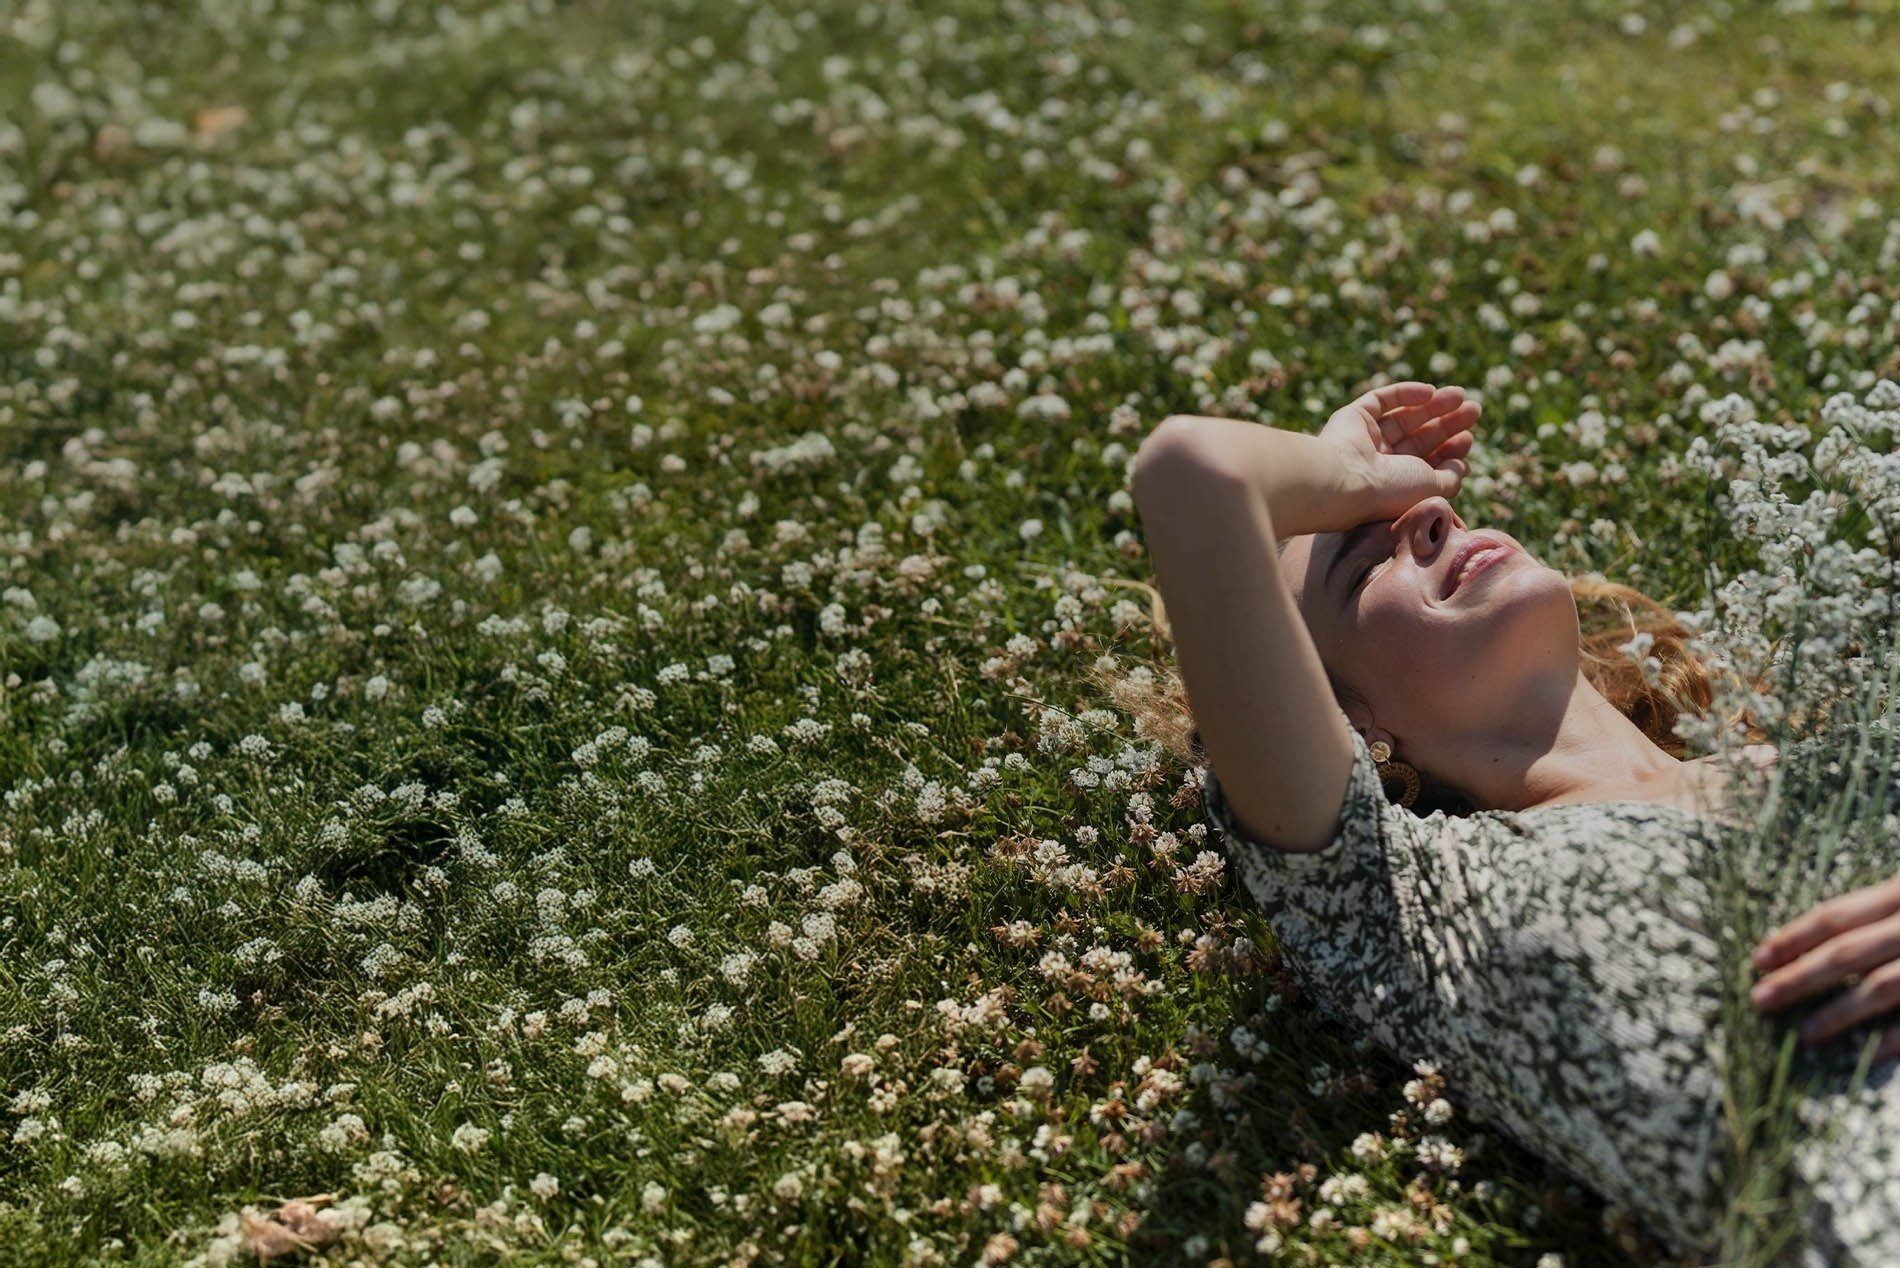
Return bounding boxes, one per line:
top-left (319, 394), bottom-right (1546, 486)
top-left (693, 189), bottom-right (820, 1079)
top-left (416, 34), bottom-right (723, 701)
top-left (1339, 521), bottom-right (1395, 599)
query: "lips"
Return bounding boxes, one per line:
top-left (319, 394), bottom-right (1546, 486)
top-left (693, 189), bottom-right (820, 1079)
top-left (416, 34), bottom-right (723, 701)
top-left (1442, 535), bottom-right (1513, 599)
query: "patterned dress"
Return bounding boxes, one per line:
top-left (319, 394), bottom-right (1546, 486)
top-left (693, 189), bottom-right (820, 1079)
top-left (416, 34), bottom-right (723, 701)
top-left (1201, 722), bottom-right (1900, 1264)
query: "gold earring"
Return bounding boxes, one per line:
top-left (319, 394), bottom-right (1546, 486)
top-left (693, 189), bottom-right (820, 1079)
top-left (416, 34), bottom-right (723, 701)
top-left (1367, 738), bottom-right (1421, 809)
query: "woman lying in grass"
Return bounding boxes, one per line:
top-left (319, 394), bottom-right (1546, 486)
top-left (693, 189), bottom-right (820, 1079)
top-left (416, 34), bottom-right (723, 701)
top-left (1123, 381), bottom-right (1900, 1263)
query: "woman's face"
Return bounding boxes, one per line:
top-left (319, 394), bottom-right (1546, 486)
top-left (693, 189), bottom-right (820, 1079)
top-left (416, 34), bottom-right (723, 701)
top-left (1278, 496), bottom-right (1579, 743)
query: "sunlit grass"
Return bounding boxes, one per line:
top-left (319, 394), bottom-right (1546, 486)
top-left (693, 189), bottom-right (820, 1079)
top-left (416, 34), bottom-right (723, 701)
top-left (1, 0), bottom-right (1898, 1264)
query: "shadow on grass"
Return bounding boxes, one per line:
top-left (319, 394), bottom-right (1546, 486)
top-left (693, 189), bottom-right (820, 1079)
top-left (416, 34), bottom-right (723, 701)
top-left (1133, 932), bottom-right (1690, 1267)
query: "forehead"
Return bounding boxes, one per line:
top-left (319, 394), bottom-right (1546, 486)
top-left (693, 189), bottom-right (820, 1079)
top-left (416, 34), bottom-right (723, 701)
top-left (1281, 531), bottom-right (1328, 605)
top-left (1283, 531), bottom-right (1321, 566)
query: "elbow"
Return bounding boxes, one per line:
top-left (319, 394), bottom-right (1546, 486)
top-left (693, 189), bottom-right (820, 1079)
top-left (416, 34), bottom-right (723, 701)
top-left (1132, 416), bottom-right (1242, 505)
top-left (1136, 415), bottom-right (1206, 467)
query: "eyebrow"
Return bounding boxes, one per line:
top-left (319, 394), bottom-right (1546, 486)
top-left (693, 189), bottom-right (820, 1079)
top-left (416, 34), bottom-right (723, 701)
top-left (1323, 521), bottom-right (1386, 596)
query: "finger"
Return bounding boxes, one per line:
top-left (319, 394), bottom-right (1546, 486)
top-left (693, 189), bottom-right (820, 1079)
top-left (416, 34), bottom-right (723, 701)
top-left (1426, 433), bottom-right (1475, 469)
top-left (1754, 876), bottom-right (1900, 970)
top-left (1380, 382), bottom-right (1463, 423)
top-left (1376, 386), bottom-right (1467, 443)
top-left (1754, 876), bottom-right (1900, 969)
top-left (1397, 401), bottom-right (1483, 458)
top-left (1362, 381), bottom-right (1439, 415)
top-left (1751, 917), bottom-right (1900, 1011)
top-left (1797, 960), bottom-right (1900, 1045)
top-left (1348, 381), bottom-right (1438, 432)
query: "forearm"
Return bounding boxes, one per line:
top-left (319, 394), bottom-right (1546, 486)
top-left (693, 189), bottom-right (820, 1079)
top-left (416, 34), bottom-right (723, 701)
top-left (1140, 415), bottom-right (1361, 538)
top-left (1129, 419), bottom-right (1360, 853)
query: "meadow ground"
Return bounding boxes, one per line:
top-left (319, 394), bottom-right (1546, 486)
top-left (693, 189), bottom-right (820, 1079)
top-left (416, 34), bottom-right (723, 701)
top-left (3, 0), bottom-right (1900, 1264)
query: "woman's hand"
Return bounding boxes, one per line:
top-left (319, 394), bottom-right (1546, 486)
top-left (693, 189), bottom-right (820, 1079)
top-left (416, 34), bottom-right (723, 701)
top-left (1751, 874), bottom-right (1900, 1060)
top-left (1316, 381), bottom-right (1480, 523)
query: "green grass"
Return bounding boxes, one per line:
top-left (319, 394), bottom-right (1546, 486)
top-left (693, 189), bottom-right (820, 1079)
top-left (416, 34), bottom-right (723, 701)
top-left (2, 0), bottom-right (1899, 1264)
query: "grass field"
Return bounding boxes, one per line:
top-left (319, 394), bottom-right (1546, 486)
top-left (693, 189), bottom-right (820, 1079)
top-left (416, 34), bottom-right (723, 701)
top-left (3, 0), bottom-right (1900, 1264)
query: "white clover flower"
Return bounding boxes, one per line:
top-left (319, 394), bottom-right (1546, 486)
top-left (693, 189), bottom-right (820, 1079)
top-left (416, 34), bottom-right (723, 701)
top-left (396, 575), bottom-right (442, 606)
top-left (1229, 1025), bottom-right (1269, 1062)
top-left (85, 1139), bottom-right (129, 1171)
top-left (196, 987), bottom-right (239, 1015)
top-left (1318, 1173), bottom-right (1372, 1205)
top-left (1417, 1133), bottom-right (1464, 1173)
top-left (1017, 393), bottom-right (1071, 422)
top-left (1349, 1131), bottom-right (1388, 1163)
top-left (234, 938), bottom-right (281, 969)
top-left (13, 1117), bottom-right (51, 1146)
top-left (359, 943), bottom-right (404, 979)
top-left (319, 1113), bottom-right (369, 1152)
top-left (719, 951), bottom-right (759, 987)
top-left (450, 1123), bottom-right (491, 1154)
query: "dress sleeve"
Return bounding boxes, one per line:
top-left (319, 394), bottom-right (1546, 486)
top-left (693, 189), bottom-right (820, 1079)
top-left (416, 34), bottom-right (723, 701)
top-left (1203, 727), bottom-right (1733, 1257)
top-left (1200, 726), bottom-right (1487, 1053)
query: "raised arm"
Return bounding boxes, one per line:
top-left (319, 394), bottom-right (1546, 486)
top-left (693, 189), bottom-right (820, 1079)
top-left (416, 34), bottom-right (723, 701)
top-left (1130, 418), bottom-right (1358, 853)
top-left (1130, 386), bottom-right (1478, 853)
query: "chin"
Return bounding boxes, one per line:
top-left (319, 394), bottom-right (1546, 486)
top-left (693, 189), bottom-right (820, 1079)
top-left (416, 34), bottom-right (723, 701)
top-left (1520, 566), bottom-right (1578, 612)
top-left (1460, 570), bottom-right (1581, 657)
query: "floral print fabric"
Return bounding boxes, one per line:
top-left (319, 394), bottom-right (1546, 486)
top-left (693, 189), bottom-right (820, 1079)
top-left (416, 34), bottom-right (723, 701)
top-left (1202, 724), bottom-right (1900, 1263)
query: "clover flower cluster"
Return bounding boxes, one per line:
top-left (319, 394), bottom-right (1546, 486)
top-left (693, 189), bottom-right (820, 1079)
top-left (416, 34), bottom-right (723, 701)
top-left (1675, 379), bottom-right (1900, 750)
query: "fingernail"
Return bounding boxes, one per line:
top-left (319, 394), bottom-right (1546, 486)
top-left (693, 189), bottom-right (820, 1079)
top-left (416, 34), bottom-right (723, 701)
top-left (1750, 983), bottom-right (1772, 1007)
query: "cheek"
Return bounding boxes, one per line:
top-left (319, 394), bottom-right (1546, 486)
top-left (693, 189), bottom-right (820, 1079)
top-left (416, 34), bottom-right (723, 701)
top-left (1357, 584), bottom-right (1456, 653)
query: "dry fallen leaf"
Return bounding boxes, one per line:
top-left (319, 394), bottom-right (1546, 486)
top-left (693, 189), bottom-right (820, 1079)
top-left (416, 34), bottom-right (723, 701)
top-left (237, 1194), bottom-right (338, 1261)
top-left (275, 1198), bottom-right (330, 1238)
top-left (194, 105), bottom-right (248, 140)
top-left (237, 1212), bottom-right (309, 1260)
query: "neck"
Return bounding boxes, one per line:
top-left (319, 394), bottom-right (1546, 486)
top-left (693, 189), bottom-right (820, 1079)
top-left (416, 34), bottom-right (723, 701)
top-left (1424, 672), bottom-right (1680, 812)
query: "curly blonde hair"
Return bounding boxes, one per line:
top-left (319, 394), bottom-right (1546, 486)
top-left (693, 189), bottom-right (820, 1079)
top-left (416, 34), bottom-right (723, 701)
top-left (1088, 568), bottom-right (1776, 817)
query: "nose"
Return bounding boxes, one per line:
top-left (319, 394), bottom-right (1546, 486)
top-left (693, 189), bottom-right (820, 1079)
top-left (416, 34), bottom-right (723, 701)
top-left (1394, 496), bottom-right (1459, 559)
